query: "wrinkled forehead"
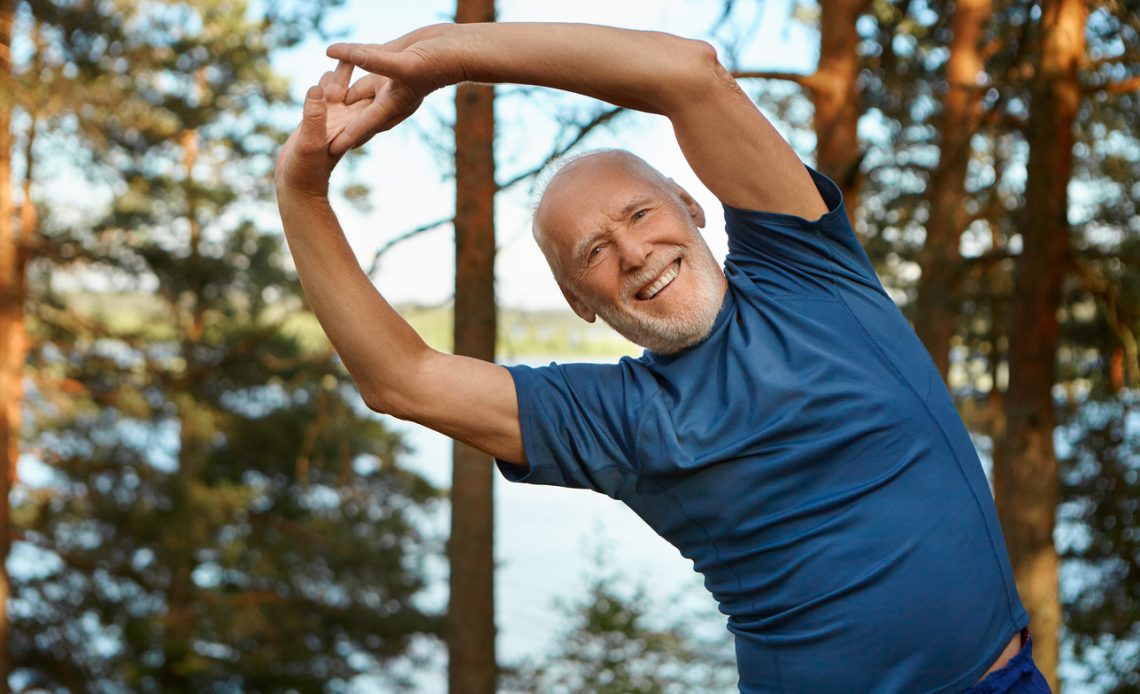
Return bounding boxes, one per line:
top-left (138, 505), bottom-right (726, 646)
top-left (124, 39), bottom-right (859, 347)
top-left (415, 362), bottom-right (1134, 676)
top-left (534, 152), bottom-right (671, 259)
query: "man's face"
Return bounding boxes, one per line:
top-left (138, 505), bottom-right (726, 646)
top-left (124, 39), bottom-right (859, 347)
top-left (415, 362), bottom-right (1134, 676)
top-left (535, 152), bottom-right (726, 355)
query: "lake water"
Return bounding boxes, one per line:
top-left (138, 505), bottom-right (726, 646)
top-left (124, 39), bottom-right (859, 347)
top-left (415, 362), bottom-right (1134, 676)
top-left (377, 412), bottom-right (733, 692)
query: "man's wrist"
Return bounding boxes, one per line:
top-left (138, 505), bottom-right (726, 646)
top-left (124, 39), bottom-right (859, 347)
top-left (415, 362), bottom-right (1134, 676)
top-left (275, 181), bottom-right (333, 211)
top-left (447, 23), bottom-right (483, 84)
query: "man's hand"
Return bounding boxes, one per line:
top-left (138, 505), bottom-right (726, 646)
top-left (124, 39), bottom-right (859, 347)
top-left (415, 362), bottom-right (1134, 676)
top-left (275, 61), bottom-right (366, 198)
top-left (326, 24), bottom-right (464, 157)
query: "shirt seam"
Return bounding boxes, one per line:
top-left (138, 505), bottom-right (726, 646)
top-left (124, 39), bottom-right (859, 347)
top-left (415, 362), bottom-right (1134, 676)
top-left (631, 390), bottom-right (653, 477)
top-left (513, 368), bottom-right (549, 481)
top-left (816, 236), bottom-right (1024, 632)
top-left (762, 293), bottom-right (842, 303)
top-left (925, 613), bottom-right (1030, 693)
top-left (632, 390), bottom-right (750, 635)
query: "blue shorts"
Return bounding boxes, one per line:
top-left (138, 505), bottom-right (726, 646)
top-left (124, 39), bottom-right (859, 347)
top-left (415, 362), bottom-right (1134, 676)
top-left (964, 627), bottom-right (1052, 693)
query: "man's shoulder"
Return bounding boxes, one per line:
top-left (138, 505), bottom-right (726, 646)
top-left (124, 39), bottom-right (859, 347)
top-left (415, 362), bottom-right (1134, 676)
top-left (720, 166), bottom-right (846, 226)
top-left (504, 356), bottom-right (657, 399)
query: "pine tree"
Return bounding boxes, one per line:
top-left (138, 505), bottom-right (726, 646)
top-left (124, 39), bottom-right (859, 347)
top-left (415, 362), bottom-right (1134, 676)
top-left (502, 547), bottom-right (736, 694)
top-left (9, 1), bottom-right (442, 689)
top-left (448, 1), bottom-right (500, 691)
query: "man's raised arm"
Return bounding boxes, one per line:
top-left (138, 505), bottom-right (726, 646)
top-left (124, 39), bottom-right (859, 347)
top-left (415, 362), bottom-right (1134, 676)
top-left (275, 65), bottom-right (525, 466)
top-left (327, 22), bottom-right (827, 219)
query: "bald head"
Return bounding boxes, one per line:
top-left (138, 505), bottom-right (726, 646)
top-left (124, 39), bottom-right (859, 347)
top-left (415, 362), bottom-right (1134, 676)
top-left (532, 150), bottom-right (682, 281)
top-left (526, 148), bottom-right (722, 353)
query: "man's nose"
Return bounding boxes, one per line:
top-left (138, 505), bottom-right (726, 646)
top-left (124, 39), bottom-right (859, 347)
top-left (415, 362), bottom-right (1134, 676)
top-left (616, 233), bottom-right (653, 273)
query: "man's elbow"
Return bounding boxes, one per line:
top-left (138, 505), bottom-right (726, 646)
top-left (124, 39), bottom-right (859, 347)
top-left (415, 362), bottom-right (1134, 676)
top-left (667, 38), bottom-right (744, 109)
top-left (360, 386), bottom-right (410, 419)
top-left (354, 342), bottom-right (437, 419)
top-left (357, 361), bottom-right (429, 420)
top-left (687, 38), bottom-right (720, 68)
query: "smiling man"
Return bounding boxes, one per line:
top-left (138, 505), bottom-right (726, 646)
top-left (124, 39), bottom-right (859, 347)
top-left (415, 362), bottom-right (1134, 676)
top-left (275, 21), bottom-right (1050, 693)
top-left (534, 150), bottom-right (727, 355)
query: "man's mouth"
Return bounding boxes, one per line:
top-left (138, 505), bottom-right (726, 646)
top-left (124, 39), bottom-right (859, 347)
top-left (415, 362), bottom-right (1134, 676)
top-left (636, 259), bottom-right (681, 300)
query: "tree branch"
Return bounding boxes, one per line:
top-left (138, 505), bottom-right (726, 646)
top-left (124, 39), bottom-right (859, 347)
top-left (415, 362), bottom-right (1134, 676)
top-left (1071, 256), bottom-right (1140, 388)
top-left (365, 216), bottom-right (453, 277)
top-left (1083, 52), bottom-right (1140, 70)
top-left (961, 249), bottom-right (1018, 267)
top-left (1082, 75), bottom-right (1140, 94)
top-left (731, 69), bottom-right (817, 89)
top-left (495, 105), bottom-right (626, 192)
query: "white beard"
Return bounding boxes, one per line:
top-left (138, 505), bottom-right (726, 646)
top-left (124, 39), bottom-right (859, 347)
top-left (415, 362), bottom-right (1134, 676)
top-left (584, 243), bottom-right (725, 355)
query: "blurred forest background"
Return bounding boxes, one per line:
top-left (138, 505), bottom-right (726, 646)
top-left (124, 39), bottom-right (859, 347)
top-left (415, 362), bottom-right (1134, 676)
top-left (0, 0), bottom-right (1137, 692)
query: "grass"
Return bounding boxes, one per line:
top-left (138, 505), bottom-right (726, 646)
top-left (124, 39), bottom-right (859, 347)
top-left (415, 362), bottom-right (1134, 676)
top-left (55, 292), bottom-right (640, 361)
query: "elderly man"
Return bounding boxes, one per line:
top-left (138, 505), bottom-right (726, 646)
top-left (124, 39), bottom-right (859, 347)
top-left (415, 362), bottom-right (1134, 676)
top-left (275, 21), bottom-right (1049, 693)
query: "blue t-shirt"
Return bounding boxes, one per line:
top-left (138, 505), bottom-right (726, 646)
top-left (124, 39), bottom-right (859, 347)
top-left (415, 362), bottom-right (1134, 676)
top-left (495, 167), bottom-right (1029, 693)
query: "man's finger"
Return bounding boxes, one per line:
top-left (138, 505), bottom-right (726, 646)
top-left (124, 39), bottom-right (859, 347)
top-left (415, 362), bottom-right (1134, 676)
top-left (299, 86), bottom-right (328, 153)
top-left (323, 61), bottom-right (353, 102)
top-left (317, 70), bottom-right (335, 88)
top-left (327, 60), bottom-right (353, 101)
top-left (333, 59), bottom-right (354, 87)
top-left (327, 43), bottom-right (406, 77)
top-left (345, 74), bottom-right (382, 105)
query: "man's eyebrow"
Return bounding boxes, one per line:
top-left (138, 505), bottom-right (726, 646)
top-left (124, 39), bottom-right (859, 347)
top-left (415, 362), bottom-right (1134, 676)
top-left (617, 193), bottom-right (657, 218)
top-left (570, 193), bottom-right (661, 267)
top-left (573, 231), bottom-right (606, 266)
top-left (571, 194), bottom-right (659, 264)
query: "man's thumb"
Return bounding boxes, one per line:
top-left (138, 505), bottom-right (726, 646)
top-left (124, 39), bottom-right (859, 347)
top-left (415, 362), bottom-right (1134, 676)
top-left (300, 86), bottom-right (327, 146)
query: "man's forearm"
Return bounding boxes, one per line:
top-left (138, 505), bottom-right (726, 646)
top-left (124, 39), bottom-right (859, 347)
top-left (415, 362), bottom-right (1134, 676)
top-left (444, 23), bottom-right (821, 216)
top-left (452, 23), bottom-right (718, 117)
top-left (277, 191), bottom-right (429, 416)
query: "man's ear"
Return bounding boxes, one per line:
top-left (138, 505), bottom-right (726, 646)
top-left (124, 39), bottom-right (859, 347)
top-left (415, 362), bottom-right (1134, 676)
top-left (670, 179), bottom-right (706, 228)
top-left (558, 281), bottom-right (596, 323)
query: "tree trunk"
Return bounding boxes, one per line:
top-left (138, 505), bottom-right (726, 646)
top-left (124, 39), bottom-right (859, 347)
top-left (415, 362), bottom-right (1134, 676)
top-left (914, 0), bottom-right (991, 380)
top-left (814, 0), bottom-right (864, 222)
top-left (994, 0), bottom-right (1086, 689)
top-left (447, 1), bottom-right (497, 692)
top-left (158, 126), bottom-right (205, 690)
top-left (0, 2), bottom-right (17, 690)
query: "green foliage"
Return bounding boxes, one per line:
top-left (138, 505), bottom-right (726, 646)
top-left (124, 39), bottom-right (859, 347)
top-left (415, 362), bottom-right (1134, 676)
top-left (502, 547), bottom-right (736, 694)
top-left (18, 229), bottom-right (445, 690)
top-left (14, 325), bottom-right (443, 690)
top-left (369, 303), bottom-right (640, 360)
top-left (11, 0), bottom-right (443, 691)
top-left (1058, 395), bottom-right (1140, 692)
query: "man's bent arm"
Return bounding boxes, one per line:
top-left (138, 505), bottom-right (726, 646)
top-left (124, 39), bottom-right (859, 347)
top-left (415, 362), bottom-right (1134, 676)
top-left (330, 23), bottom-right (827, 219)
top-left (275, 84), bottom-right (525, 466)
top-left (277, 194), bottom-right (526, 465)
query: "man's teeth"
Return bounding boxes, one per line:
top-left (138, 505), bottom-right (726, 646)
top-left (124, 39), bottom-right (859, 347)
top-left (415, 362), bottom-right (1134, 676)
top-left (638, 261), bottom-right (679, 300)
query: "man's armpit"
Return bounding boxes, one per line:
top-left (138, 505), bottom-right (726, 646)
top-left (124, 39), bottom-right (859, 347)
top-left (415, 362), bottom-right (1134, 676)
top-left (407, 352), bottom-right (526, 465)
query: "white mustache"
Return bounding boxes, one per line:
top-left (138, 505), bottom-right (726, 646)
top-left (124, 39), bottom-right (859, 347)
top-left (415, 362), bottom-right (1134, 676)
top-left (623, 250), bottom-right (684, 299)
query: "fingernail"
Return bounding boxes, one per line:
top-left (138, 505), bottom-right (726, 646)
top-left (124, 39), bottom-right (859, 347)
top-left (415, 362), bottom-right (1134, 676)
top-left (307, 86), bottom-right (322, 100)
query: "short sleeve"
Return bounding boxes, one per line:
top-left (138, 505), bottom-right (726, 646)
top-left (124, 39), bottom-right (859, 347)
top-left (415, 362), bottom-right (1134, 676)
top-left (723, 167), bottom-right (887, 299)
top-left (494, 361), bottom-right (645, 498)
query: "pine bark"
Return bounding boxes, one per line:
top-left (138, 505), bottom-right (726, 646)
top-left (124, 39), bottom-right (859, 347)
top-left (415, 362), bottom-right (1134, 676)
top-left (814, 0), bottom-right (864, 222)
top-left (994, 0), bottom-right (1087, 689)
top-left (914, 0), bottom-right (991, 380)
top-left (447, 0), bottom-right (497, 692)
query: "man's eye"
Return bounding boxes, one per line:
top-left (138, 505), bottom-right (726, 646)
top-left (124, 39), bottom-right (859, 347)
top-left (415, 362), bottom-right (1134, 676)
top-left (589, 245), bottom-right (604, 258)
top-left (632, 209), bottom-right (649, 221)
